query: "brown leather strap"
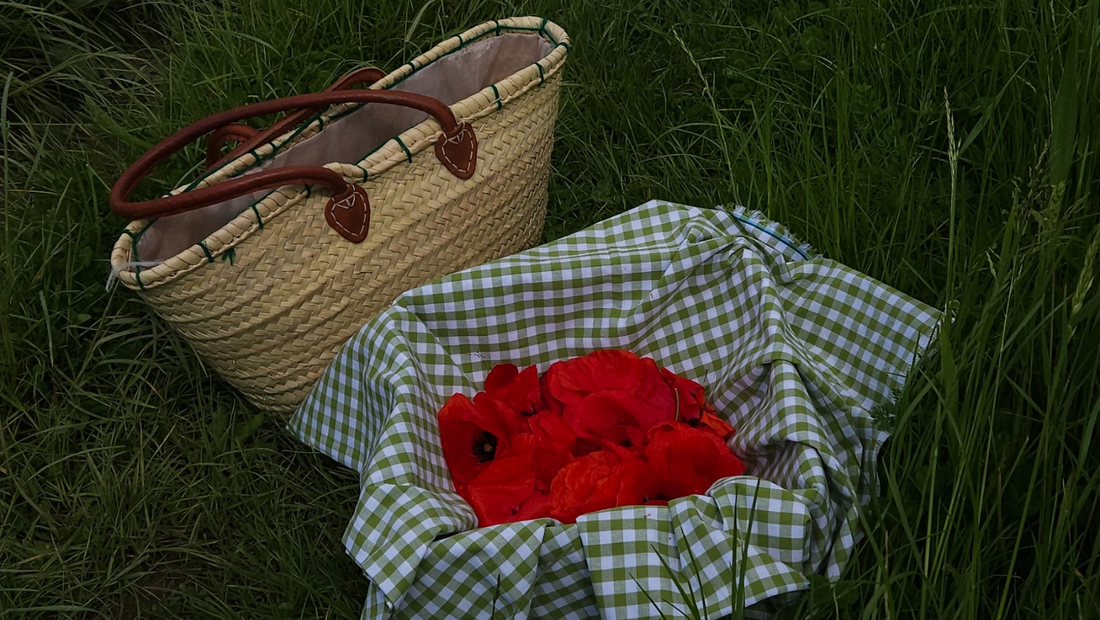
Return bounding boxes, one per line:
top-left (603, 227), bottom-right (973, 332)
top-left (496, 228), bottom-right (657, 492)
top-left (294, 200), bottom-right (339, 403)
top-left (205, 67), bottom-right (387, 170)
top-left (110, 89), bottom-right (477, 222)
top-left (205, 124), bottom-right (261, 169)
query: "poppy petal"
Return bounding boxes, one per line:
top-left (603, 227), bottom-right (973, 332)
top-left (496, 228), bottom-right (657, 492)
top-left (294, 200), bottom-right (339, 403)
top-left (549, 349), bottom-right (644, 407)
top-left (505, 433), bottom-right (574, 486)
top-left (548, 451), bottom-right (646, 524)
top-left (630, 357), bottom-right (679, 430)
top-left (635, 466), bottom-right (692, 505)
top-left (695, 411), bottom-right (736, 440)
top-left (539, 365), bottom-right (566, 415)
top-left (439, 394), bottom-right (504, 484)
top-left (645, 422), bottom-right (745, 495)
top-left (565, 391), bottom-right (646, 453)
top-left (485, 363), bottom-right (542, 416)
top-left (438, 393), bottom-right (522, 484)
top-left (659, 367), bottom-right (708, 424)
top-left (472, 391), bottom-right (527, 436)
top-left (465, 455), bottom-right (546, 527)
top-left (484, 363), bottom-right (519, 392)
top-left (528, 411), bottom-right (577, 452)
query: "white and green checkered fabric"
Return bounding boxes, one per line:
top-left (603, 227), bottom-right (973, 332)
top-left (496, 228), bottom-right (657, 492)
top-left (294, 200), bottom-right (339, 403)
top-left (289, 200), bottom-right (941, 619)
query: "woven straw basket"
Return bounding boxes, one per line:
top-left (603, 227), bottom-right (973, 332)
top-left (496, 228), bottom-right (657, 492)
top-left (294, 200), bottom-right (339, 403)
top-left (109, 17), bottom-right (570, 414)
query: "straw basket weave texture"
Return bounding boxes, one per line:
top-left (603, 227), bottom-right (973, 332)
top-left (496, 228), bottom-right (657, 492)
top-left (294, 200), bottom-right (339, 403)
top-left (109, 17), bottom-right (570, 414)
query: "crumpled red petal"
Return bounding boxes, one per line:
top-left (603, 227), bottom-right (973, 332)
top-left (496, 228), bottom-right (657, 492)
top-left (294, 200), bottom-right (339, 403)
top-left (539, 366), bottom-right (565, 416)
top-left (505, 433), bottom-right (574, 487)
top-left (464, 455), bottom-right (548, 527)
top-left (528, 411), bottom-right (577, 453)
top-left (548, 349), bottom-right (644, 408)
top-left (485, 363), bottom-right (542, 416)
top-left (565, 390), bottom-right (647, 453)
top-left (659, 367), bottom-right (708, 424)
top-left (472, 391), bottom-right (527, 436)
top-left (548, 451), bottom-right (646, 524)
top-left (630, 357), bottom-right (678, 430)
top-left (645, 421), bottom-right (746, 496)
top-left (484, 363), bottom-right (519, 392)
top-left (635, 466), bottom-right (695, 505)
top-left (694, 410), bottom-right (735, 440)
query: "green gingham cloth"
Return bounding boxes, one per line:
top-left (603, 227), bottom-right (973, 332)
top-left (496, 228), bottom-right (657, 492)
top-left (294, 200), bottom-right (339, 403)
top-left (289, 200), bottom-right (941, 619)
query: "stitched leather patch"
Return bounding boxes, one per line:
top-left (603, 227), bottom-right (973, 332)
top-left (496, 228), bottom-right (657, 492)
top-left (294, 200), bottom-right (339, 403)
top-left (324, 185), bottom-right (371, 243)
top-left (435, 122), bottom-right (478, 179)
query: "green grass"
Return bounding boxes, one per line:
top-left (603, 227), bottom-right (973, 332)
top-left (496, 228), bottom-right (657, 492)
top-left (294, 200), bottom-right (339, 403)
top-left (2, 0), bottom-right (1098, 617)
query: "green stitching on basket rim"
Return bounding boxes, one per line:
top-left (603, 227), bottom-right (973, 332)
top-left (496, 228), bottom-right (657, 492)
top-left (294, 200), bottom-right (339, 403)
top-left (394, 136), bottom-right (414, 163)
top-left (490, 84), bottom-right (502, 110)
top-left (129, 219), bottom-right (155, 264)
top-left (235, 21), bottom-right (560, 173)
top-left (196, 240), bottom-right (215, 262)
top-left (250, 203), bottom-right (265, 229)
top-left (188, 20), bottom-right (562, 195)
top-left (386, 22), bottom-right (559, 91)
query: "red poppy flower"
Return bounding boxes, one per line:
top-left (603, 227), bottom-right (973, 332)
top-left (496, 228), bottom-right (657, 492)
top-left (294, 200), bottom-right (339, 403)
top-left (464, 454), bottom-right (550, 527)
top-left (438, 393), bottom-right (522, 485)
top-left (547, 349), bottom-right (645, 408)
top-left (439, 352), bottom-right (737, 528)
top-left (504, 433), bottom-right (574, 487)
top-left (484, 363), bottom-right (542, 416)
top-left (472, 391), bottom-right (528, 435)
top-left (644, 421), bottom-right (745, 496)
top-left (634, 466), bottom-right (696, 506)
top-left (539, 367), bottom-right (565, 416)
top-left (631, 357), bottom-right (679, 430)
top-left (693, 411), bottom-right (735, 440)
top-left (564, 391), bottom-right (647, 454)
top-left (658, 367), bottom-right (713, 424)
top-left (527, 411), bottom-right (576, 452)
top-left (548, 451), bottom-right (647, 524)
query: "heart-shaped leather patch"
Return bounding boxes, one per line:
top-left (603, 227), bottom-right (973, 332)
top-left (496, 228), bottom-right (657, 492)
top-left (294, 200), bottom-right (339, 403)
top-left (434, 122), bottom-right (478, 180)
top-left (324, 185), bottom-right (370, 243)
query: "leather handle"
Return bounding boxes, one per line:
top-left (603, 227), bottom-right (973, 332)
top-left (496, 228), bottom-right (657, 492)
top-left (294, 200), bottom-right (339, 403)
top-left (110, 88), bottom-right (478, 239)
top-left (204, 67), bottom-right (387, 171)
top-left (205, 124), bottom-right (261, 169)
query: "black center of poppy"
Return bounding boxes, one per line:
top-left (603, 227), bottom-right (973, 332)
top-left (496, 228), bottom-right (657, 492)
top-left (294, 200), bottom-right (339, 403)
top-left (473, 431), bottom-right (498, 463)
top-left (687, 418), bottom-right (699, 427)
top-left (621, 438), bottom-right (633, 447)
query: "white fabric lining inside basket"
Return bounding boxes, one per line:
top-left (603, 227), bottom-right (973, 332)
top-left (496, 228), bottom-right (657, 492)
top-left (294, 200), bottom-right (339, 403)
top-left (136, 32), bottom-right (553, 263)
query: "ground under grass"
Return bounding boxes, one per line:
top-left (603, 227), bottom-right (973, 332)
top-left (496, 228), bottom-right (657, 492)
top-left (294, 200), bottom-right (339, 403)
top-left (2, 0), bottom-right (1098, 618)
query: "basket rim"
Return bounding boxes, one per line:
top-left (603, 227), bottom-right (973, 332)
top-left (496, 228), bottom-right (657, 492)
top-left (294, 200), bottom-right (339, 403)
top-left (111, 16), bottom-right (569, 291)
